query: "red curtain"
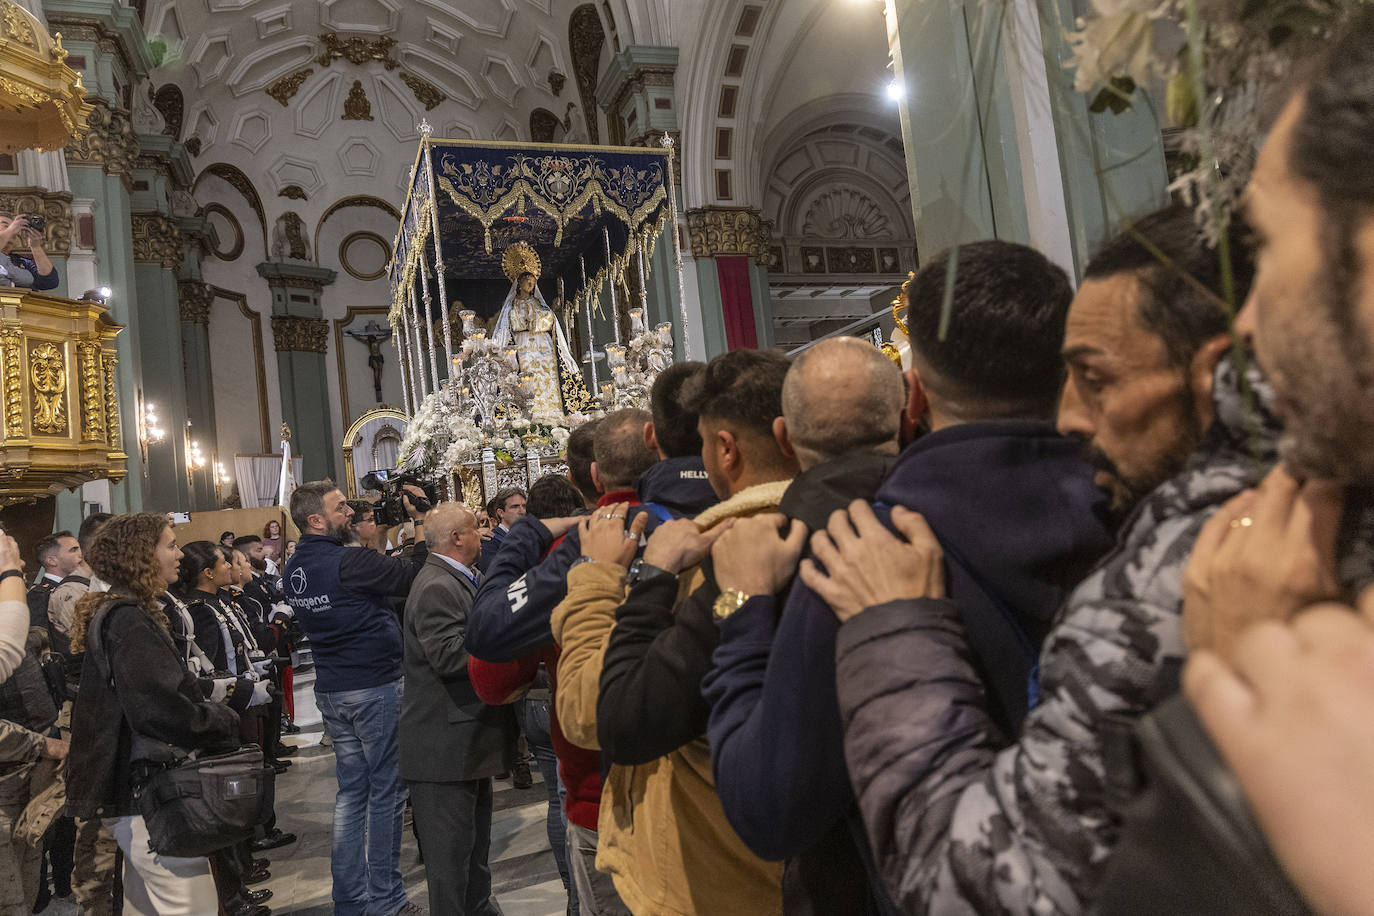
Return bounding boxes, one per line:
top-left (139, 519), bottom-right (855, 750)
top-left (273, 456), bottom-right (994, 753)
top-left (715, 256), bottom-right (758, 350)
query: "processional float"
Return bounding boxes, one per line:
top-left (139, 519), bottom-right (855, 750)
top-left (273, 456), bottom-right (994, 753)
top-left (386, 122), bottom-right (685, 507)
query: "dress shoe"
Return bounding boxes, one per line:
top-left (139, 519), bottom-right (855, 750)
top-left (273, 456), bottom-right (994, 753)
top-left (270, 760), bottom-right (291, 774)
top-left (274, 744), bottom-right (297, 758)
top-left (226, 900), bottom-right (269, 916)
top-left (281, 721), bottom-right (301, 735)
top-left (252, 857), bottom-right (269, 871)
top-left (251, 829), bottom-right (297, 852)
top-left (247, 888), bottom-right (273, 905)
top-left (512, 758), bottom-right (533, 790)
top-left (245, 866), bottom-right (271, 885)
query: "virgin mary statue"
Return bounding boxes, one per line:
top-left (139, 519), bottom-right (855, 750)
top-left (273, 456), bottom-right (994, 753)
top-left (491, 242), bottom-right (590, 421)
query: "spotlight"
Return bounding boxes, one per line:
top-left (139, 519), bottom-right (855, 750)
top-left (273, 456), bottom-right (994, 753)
top-left (81, 286), bottom-right (113, 304)
top-left (886, 78), bottom-right (905, 101)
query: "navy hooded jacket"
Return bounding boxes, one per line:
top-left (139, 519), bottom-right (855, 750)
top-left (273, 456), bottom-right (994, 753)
top-left (704, 421), bottom-right (1114, 873)
top-left (465, 456), bottom-right (718, 663)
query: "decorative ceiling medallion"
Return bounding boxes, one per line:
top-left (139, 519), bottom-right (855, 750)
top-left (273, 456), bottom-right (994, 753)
top-left (279, 184), bottom-right (308, 200)
top-left (339, 230), bottom-right (390, 282)
top-left (316, 32), bottom-right (398, 70)
top-left (266, 67), bottom-right (312, 106)
top-left (398, 72), bottom-right (445, 111)
top-left (342, 80), bottom-right (373, 120)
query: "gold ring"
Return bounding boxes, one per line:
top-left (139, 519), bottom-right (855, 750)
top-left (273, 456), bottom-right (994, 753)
top-left (1230, 516), bottom-right (1254, 529)
top-left (600, 513), bottom-right (617, 519)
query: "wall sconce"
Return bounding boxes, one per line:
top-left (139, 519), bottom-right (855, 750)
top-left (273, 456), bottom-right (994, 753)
top-left (137, 392), bottom-right (165, 477)
top-left (214, 461), bottom-right (229, 486)
top-left (189, 439), bottom-right (206, 470)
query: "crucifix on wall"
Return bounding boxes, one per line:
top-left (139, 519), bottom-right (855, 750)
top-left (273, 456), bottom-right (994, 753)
top-left (345, 320), bottom-right (393, 403)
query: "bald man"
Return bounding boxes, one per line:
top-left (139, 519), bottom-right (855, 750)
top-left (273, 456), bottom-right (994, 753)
top-left (700, 337), bottom-right (908, 913)
top-left (400, 503), bottom-right (517, 916)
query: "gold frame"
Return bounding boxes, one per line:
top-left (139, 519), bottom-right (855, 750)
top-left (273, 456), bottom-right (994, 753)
top-left (338, 231), bottom-right (391, 282)
top-left (203, 203), bottom-right (244, 261)
top-left (341, 406), bottom-right (408, 498)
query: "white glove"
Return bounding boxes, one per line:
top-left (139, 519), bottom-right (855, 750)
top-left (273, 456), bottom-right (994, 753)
top-left (270, 603), bottom-right (294, 622)
top-left (248, 680), bottom-right (272, 707)
top-left (252, 659), bottom-right (274, 677)
top-left (208, 677), bottom-right (235, 703)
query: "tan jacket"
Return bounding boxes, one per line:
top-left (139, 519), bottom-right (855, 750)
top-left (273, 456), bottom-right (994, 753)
top-left (551, 480), bottom-right (791, 916)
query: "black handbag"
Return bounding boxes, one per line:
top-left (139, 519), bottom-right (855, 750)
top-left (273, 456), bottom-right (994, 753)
top-left (90, 600), bottom-right (276, 857)
top-left (132, 745), bottom-right (275, 858)
top-left (1092, 693), bottom-right (1312, 915)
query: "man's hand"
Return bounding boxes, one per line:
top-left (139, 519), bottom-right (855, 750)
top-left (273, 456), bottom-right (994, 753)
top-left (0, 215), bottom-right (28, 248)
top-left (401, 484), bottom-right (430, 521)
top-left (1184, 588), bottom-right (1374, 915)
top-left (42, 736), bottom-right (69, 772)
top-left (1183, 466), bottom-right (1343, 663)
top-left (800, 501), bottom-right (945, 622)
top-left (0, 533), bottom-right (22, 573)
top-left (642, 518), bottom-right (733, 575)
top-left (711, 514), bottom-right (807, 595)
top-left (538, 516), bottom-right (582, 540)
top-left (578, 503), bottom-right (648, 568)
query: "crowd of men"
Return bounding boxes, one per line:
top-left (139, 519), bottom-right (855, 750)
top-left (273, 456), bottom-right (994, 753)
top-left (4, 9), bottom-right (1374, 914)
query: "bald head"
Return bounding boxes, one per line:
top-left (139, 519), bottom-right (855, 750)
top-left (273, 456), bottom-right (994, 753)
top-left (427, 502), bottom-right (481, 566)
top-left (782, 337), bottom-right (904, 470)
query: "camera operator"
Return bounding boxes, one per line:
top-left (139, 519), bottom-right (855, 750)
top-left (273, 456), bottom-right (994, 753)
top-left (0, 214), bottom-right (57, 291)
top-left (283, 479), bottom-right (428, 916)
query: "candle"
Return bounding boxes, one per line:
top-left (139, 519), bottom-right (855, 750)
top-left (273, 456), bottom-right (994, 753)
top-left (629, 308), bottom-right (646, 336)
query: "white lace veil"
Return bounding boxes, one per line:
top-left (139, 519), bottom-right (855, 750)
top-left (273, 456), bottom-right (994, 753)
top-left (490, 276), bottom-right (580, 373)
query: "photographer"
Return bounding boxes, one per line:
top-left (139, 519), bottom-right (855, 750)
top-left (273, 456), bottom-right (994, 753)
top-left (0, 214), bottom-right (57, 291)
top-left (283, 479), bottom-right (428, 916)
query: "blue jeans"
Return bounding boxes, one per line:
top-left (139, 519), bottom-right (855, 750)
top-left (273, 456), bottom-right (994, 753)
top-left (317, 679), bottom-right (407, 916)
top-left (518, 697), bottom-right (577, 915)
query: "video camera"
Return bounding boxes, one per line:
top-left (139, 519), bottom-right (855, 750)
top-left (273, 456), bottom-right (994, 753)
top-left (360, 468), bottom-right (436, 527)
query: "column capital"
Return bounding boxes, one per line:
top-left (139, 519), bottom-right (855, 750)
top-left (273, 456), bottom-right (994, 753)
top-left (63, 101), bottom-right (140, 185)
top-left (596, 45), bottom-right (679, 148)
top-left (685, 206), bottom-right (772, 264)
top-left (131, 212), bottom-right (183, 271)
top-left (270, 315), bottom-right (328, 353)
top-left (177, 279), bottom-right (213, 325)
top-left (255, 261), bottom-right (337, 292)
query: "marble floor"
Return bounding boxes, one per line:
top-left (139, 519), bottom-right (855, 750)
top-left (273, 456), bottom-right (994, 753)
top-left (255, 670), bottom-right (572, 915)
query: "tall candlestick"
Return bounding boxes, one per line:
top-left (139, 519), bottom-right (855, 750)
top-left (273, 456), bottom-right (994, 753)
top-left (580, 255), bottom-right (599, 393)
top-left (636, 240), bottom-right (650, 330)
top-left (603, 226), bottom-right (621, 346)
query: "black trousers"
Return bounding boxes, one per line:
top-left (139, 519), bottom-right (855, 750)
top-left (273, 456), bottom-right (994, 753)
top-left (407, 778), bottom-right (501, 916)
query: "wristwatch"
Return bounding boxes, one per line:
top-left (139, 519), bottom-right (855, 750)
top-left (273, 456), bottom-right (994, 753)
top-left (628, 559), bottom-right (675, 586)
top-left (0, 569), bottom-right (22, 585)
top-left (713, 588), bottom-right (752, 620)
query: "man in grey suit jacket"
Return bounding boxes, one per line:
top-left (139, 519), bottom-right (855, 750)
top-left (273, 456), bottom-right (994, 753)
top-left (401, 503), bottom-right (518, 915)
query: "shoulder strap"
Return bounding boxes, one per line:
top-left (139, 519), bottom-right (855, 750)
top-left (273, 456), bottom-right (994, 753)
top-left (59, 574), bottom-right (90, 588)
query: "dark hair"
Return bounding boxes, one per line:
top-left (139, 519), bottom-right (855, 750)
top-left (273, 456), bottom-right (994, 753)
top-left (232, 534), bottom-right (261, 550)
top-left (681, 349), bottom-right (791, 438)
top-left (219, 530), bottom-right (234, 542)
top-left (290, 479), bottom-right (338, 532)
top-left (905, 240), bottom-right (1072, 416)
top-left (35, 531), bottom-right (74, 566)
top-left (1085, 203), bottom-right (1254, 366)
top-left (593, 408), bottom-right (657, 490)
top-left (346, 500), bottom-right (375, 523)
top-left (649, 361), bottom-right (706, 458)
top-left (1290, 7), bottom-right (1374, 356)
top-left (566, 418), bottom-right (601, 502)
top-left (78, 512), bottom-right (112, 554)
top-left (488, 488), bottom-right (525, 519)
top-left (174, 541), bottom-right (224, 598)
top-left (527, 474), bottom-right (586, 519)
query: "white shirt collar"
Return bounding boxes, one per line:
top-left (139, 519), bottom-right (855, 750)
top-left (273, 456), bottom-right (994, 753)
top-left (43, 572), bottom-right (61, 585)
top-left (434, 553), bottom-right (478, 583)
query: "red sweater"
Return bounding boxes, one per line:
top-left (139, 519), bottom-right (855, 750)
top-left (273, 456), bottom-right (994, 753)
top-left (467, 491), bottom-right (640, 831)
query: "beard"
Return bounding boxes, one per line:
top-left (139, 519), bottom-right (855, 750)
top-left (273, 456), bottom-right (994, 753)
top-left (1079, 386), bottom-right (1204, 523)
top-left (326, 519), bottom-right (353, 542)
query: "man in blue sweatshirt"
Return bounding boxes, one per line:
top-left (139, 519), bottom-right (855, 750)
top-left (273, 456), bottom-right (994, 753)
top-left (704, 241), bottom-right (1115, 914)
top-left (284, 479), bottom-right (429, 916)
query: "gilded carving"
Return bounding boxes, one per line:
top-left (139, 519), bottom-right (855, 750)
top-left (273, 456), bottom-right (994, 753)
top-left (569, 5), bottom-right (604, 145)
top-left (76, 339), bottom-right (105, 443)
top-left (63, 101), bottom-right (140, 180)
top-left (198, 163), bottom-right (266, 247)
top-left (802, 188), bottom-right (892, 239)
top-left (398, 72), bottom-right (446, 111)
top-left (131, 213), bottom-right (183, 271)
top-left (266, 68), bottom-right (313, 107)
top-left (29, 341), bottom-right (66, 435)
top-left (0, 188), bottom-right (72, 256)
top-left (1, 2), bottom-right (37, 48)
top-left (0, 328), bottom-right (23, 440)
top-left (271, 316), bottom-right (328, 353)
top-left (101, 349), bottom-right (119, 452)
top-left (178, 279), bottom-right (213, 324)
top-left (342, 80), bottom-right (373, 121)
top-left (153, 83), bottom-right (183, 138)
top-left (316, 33), bottom-right (398, 69)
top-left (279, 184), bottom-right (308, 200)
top-left (686, 207), bottom-right (772, 264)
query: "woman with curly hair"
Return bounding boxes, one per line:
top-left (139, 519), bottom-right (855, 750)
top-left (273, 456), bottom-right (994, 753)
top-left (67, 513), bottom-right (241, 916)
top-left (260, 520), bottom-right (284, 565)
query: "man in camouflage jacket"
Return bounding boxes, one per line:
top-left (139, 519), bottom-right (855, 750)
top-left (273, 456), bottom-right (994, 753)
top-left (832, 356), bottom-right (1280, 914)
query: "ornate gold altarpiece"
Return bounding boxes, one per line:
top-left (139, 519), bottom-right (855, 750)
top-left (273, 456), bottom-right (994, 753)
top-left (0, 0), bottom-right (90, 152)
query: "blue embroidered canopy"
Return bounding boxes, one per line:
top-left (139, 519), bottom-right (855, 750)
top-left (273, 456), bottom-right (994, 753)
top-left (390, 138), bottom-right (673, 325)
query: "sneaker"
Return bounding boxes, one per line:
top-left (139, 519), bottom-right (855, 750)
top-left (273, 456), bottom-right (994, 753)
top-left (512, 758), bottom-right (533, 790)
